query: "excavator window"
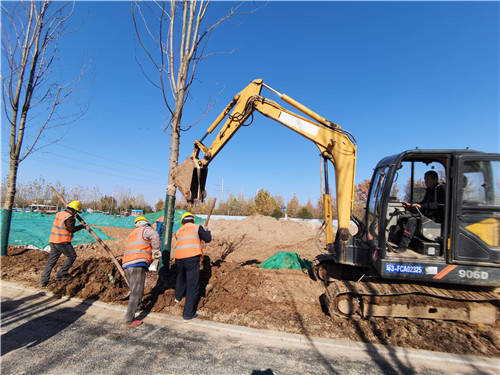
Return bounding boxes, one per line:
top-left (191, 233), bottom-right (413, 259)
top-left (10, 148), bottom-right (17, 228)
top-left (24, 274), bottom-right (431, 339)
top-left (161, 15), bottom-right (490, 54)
top-left (455, 157), bottom-right (500, 252)
top-left (384, 159), bottom-right (447, 255)
top-left (366, 166), bottom-right (390, 241)
top-left (391, 161), bottom-right (446, 203)
top-left (462, 160), bottom-right (500, 207)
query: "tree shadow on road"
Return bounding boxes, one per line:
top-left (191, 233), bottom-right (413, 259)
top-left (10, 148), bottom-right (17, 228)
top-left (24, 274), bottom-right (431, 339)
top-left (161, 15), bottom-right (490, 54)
top-left (1, 293), bottom-right (48, 316)
top-left (1, 296), bottom-right (95, 356)
top-left (285, 289), bottom-right (340, 375)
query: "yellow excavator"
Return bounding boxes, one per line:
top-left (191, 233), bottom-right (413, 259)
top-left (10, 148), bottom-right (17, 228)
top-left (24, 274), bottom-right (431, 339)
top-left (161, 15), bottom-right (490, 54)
top-left (173, 79), bottom-right (500, 325)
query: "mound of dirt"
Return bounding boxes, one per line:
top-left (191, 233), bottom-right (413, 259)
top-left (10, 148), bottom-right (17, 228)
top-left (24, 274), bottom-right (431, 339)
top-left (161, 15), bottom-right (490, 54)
top-left (2, 215), bottom-right (499, 357)
top-left (206, 216), bottom-right (322, 264)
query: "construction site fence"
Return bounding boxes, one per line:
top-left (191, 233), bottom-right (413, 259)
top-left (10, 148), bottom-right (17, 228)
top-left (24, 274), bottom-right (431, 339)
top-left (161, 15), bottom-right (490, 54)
top-left (2, 210), bottom-right (203, 251)
top-left (4, 210), bottom-right (333, 251)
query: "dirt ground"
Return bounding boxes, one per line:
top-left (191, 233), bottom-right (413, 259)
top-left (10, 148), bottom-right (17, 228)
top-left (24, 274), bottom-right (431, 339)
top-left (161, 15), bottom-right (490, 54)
top-left (2, 215), bottom-right (499, 357)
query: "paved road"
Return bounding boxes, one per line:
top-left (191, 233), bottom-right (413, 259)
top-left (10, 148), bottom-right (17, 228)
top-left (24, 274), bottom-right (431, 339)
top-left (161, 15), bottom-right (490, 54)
top-left (1, 281), bottom-right (498, 375)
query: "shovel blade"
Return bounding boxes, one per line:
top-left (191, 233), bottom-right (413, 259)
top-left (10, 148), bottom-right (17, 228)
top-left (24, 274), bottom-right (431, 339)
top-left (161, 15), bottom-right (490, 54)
top-left (173, 158), bottom-right (208, 203)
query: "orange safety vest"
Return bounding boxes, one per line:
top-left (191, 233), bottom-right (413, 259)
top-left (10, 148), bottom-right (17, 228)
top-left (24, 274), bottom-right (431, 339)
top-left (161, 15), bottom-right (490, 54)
top-left (122, 226), bottom-right (153, 267)
top-left (174, 223), bottom-right (202, 259)
top-left (49, 211), bottom-right (74, 244)
top-left (153, 216), bottom-right (164, 231)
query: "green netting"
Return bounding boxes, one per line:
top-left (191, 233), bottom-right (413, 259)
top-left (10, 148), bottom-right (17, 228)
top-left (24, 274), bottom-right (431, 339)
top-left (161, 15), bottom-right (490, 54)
top-left (2, 209), bottom-right (206, 250)
top-left (4, 211), bottom-right (113, 250)
top-left (77, 212), bottom-right (162, 229)
top-left (259, 251), bottom-right (312, 270)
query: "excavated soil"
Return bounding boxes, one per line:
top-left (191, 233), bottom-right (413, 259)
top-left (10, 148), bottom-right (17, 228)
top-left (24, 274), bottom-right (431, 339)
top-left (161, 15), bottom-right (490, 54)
top-left (2, 215), bottom-right (499, 357)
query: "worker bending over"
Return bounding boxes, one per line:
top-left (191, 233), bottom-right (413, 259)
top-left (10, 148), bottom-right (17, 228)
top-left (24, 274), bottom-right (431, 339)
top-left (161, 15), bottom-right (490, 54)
top-left (174, 212), bottom-right (211, 321)
top-left (121, 216), bottom-right (161, 328)
top-left (40, 201), bottom-right (85, 287)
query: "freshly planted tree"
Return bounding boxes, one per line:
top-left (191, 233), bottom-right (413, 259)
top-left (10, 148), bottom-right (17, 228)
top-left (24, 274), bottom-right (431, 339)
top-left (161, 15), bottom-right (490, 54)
top-left (131, 0), bottom-right (249, 275)
top-left (1, 1), bottom-right (86, 255)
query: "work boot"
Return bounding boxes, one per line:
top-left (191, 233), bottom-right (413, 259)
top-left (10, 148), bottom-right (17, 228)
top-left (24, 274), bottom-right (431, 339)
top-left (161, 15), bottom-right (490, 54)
top-left (394, 238), bottom-right (410, 253)
top-left (183, 313), bottom-right (198, 322)
top-left (121, 320), bottom-right (143, 328)
top-left (394, 245), bottom-right (407, 253)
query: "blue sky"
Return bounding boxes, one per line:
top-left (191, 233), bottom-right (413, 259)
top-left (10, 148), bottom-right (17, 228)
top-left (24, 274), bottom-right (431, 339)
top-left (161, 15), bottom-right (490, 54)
top-left (2, 1), bottom-right (499, 207)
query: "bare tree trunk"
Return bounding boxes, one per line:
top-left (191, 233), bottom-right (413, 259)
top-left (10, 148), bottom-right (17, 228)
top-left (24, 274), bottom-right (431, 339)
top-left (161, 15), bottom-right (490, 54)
top-left (0, 159), bottom-right (20, 255)
top-left (159, 82), bottom-right (185, 279)
top-left (132, 0), bottom-right (245, 283)
top-left (4, 159), bottom-right (20, 212)
top-left (1, 1), bottom-right (85, 255)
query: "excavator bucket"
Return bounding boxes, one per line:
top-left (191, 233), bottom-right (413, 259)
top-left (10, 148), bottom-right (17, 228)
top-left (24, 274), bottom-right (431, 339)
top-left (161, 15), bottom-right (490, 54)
top-left (173, 157), bottom-right (208, 203)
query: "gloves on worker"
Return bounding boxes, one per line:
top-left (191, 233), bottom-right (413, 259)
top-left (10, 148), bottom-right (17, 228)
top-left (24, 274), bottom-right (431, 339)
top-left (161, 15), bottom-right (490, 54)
top-left (152, 250), bottom-right (161, 259)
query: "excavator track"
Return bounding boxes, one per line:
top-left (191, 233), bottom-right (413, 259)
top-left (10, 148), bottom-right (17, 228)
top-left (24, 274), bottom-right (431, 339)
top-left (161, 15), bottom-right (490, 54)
top-left (324, 279), bottom-right (499, 325)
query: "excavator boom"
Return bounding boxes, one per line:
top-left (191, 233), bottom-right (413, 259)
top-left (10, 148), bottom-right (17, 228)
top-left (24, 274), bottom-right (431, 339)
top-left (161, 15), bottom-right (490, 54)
top-left (173, 79), bottom-right (357, 247)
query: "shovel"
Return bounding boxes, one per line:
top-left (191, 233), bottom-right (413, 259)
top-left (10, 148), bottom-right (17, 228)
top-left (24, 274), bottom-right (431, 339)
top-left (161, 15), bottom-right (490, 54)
top-left (50, 187), bottom-right (130, 297)
top-left (200, 198), bottom-right (216, 266)
top-left (204, 198), bottom-right (217, 228)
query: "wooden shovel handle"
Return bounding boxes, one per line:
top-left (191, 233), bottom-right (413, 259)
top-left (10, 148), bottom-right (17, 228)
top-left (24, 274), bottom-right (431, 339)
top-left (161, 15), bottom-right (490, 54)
top-left (204, 198), bottom-right (217, 228)
top-left (49, 186), bottom-right (129, 287)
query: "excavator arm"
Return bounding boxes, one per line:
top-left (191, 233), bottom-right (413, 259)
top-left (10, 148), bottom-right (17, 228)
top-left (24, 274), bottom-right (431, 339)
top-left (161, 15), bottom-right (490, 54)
top-left (173, 79), bottom-right (357, 249)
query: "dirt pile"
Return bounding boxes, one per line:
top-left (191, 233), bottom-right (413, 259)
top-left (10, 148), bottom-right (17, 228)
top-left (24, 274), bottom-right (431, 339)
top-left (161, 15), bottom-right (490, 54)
top-left (2, 215), bottom-right (499, 357)
top-left (205, 216), bottom-right (323, 264)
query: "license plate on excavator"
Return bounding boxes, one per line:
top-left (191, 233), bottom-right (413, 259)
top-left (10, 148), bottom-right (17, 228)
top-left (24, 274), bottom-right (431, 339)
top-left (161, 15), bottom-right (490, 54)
top-left (173, 158), bottom-right (208, 203)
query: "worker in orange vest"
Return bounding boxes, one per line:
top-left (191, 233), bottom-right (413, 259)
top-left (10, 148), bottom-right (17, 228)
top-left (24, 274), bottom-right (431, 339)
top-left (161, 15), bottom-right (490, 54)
top-left (121, 216), bottom-right (161, 328)
top-left (40, 201), bottom-right (85, 287)
top-left (174, 212), bottom-right (212, 321)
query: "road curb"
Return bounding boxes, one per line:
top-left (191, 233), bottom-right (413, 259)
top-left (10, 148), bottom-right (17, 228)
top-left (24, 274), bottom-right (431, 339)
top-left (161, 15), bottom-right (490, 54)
top-left (2, 280), bottom-right (499, 370)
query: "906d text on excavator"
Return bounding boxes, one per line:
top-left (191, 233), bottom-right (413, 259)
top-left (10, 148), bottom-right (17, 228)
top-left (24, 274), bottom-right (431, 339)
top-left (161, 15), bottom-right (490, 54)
top-left (173, 78), bottom-right (500, 325)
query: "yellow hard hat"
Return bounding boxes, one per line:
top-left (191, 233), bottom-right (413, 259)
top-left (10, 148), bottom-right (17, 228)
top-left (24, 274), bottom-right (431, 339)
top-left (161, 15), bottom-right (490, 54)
top-left (68, 200), bottom-right (82, 212)
top-left (135, 216), bottom-right (149, 224)
top-left (180, 212), bottom-right (194, 224)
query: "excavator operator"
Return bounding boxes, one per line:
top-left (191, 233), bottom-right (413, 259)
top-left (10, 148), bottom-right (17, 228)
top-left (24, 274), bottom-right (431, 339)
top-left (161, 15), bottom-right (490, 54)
top-left (391, 170), bottom-right (445, 253)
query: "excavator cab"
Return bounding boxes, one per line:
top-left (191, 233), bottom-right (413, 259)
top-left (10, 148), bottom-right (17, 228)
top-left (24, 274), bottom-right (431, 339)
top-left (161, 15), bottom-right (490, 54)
top-left (319, 149), bottom-right (499, 324)
top-left (355, 149), bottom-right (500, 286)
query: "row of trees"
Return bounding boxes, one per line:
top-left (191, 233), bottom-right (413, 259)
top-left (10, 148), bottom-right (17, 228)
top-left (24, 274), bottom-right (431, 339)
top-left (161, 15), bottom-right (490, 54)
top-left (0, 177), bottom-right (153, 214)
top-left (173, 190), bottom-right (324, 219)
top-left (172, 180), bottom-right (374, 220)
top-left (1, 177), bottom-right (375, 220)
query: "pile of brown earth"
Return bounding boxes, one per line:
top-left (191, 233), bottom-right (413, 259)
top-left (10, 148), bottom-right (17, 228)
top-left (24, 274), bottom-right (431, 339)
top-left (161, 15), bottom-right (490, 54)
top-left (2, 215), bottom-right (499, 357)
